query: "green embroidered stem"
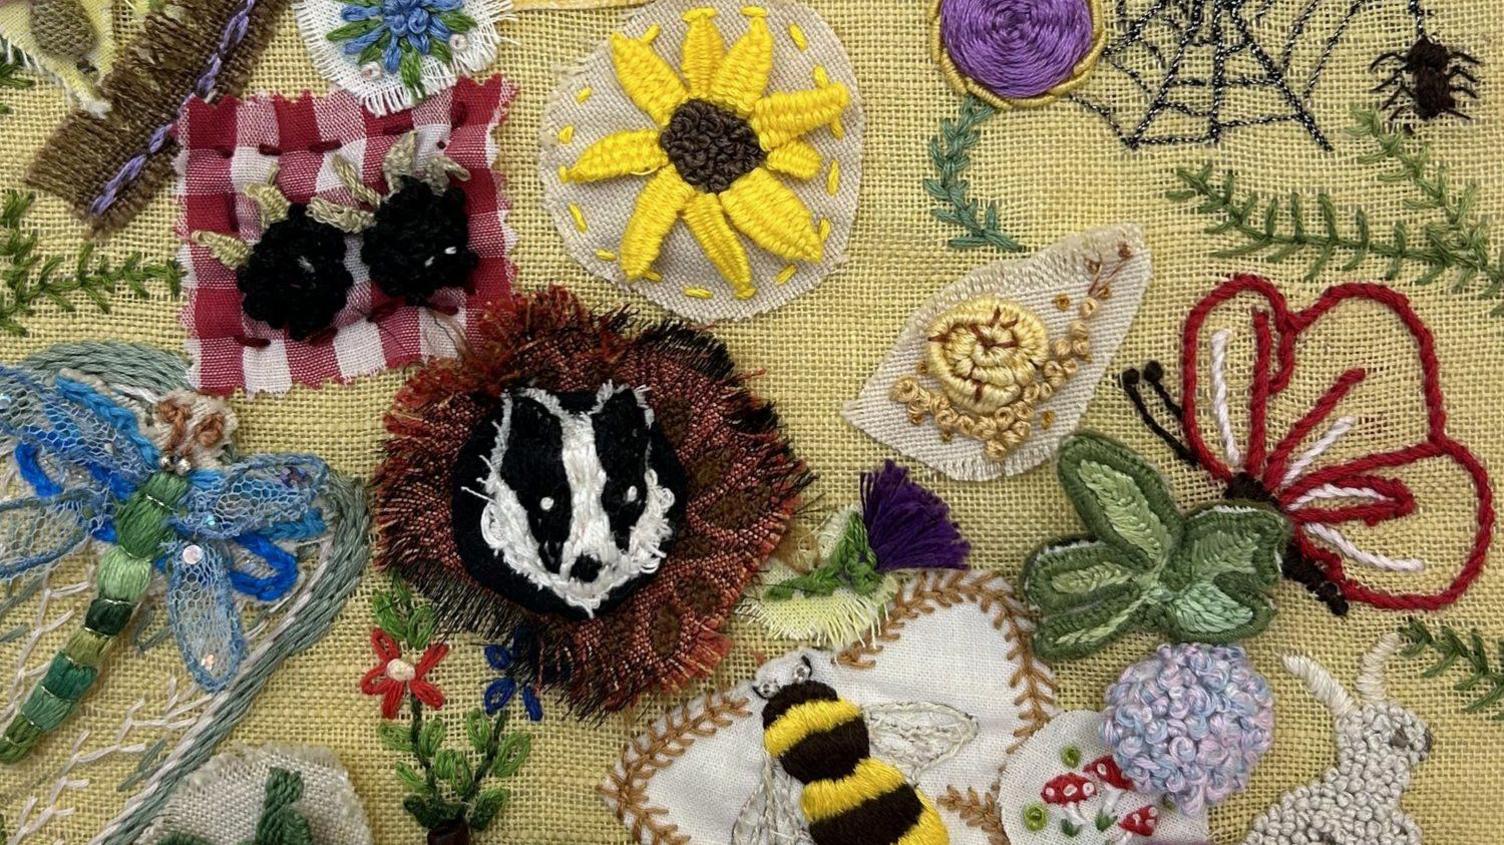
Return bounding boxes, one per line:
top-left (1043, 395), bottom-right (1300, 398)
top-left (1166, 107), bottom-right (1504, 312)
top-left (764, 511), bottom-right (884, 600)
top-left (0, 472), bottom-right (189, 764)
top-left (1397, 619), bottom-right (1504, 721)
top-left (160, 768), bottom-right (315, 845)
top-left (373, 580), bottom-right (529, 835)
top-left (924, 96), bottom-right (1026, 253)
top-left (0, 191), bottom-right (184, 336)
top-left (1350, 107), bottom-right (1504, 302)
top-left (0, 58), bottom-right (34, 117)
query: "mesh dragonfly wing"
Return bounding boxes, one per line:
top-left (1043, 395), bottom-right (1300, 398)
top-left (162, 537), bottom-right (247, 692)
top-left (0, 367), bottom-right (158, 495)
top-left (173, 454), bottom-right (328, 541)
top-left (0, 488), bottom-right (104, 578)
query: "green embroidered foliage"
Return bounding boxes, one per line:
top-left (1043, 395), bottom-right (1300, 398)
top-left (764, 510), bottom-right (884, 600)
top-left (0, 191), bottom-right (184, 336)
top-left (1021, 433), bottom-right (1288, 661)
top-left (1398, 619), bottom-right (1504, 721)
top-left (923, 96), bottom-right (1026, 253)
top-left (0, 58), bottom-right (34, 117)
top-left (159, 768), bottom-right (314, 845)
top-left (1166, 107), bottom-right (1504, 313)
top-left (372, 578), bottom-right (530, 835)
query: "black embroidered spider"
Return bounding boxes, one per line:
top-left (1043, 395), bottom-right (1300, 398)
top-left (1371, 36), bottom-right (1481, 124)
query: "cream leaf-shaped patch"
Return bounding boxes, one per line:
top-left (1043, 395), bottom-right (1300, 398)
top-left (600, 571), bottom-right (1056, 845)
top-left (844, 225), bottom-right (1151, 481)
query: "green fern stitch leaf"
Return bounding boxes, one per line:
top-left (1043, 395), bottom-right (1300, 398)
top-left (1024, 433), bottom-right (1287, 661)
top-left (1057, 432), bottom-right (1182, 565)
top-left (1398, 619), bottom-right (1504, 721)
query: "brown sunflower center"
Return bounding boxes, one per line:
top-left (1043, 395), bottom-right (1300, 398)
top-left (659, 99), bottom-right (766, 194)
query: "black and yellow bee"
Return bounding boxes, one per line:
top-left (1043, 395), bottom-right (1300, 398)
top-left (760, 680), bottom-right (950, 845)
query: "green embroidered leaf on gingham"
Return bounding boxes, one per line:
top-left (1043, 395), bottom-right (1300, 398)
top-left (1022, 433), bottom-right (1289, 661)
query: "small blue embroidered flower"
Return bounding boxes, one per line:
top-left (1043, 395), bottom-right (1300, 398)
top-left (326, 0), bottom-right (476, 90)
top-left (483, 640), bottom-right (543, 722)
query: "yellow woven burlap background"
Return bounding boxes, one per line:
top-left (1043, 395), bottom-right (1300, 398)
top-left (2, 1), bottom-right (1503, 842)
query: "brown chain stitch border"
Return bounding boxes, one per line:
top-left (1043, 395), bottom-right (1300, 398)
top-left (601, 570), bottom-right (1054, 844)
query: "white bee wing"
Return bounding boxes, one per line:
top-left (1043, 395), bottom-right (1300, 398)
top-left (731, 755), bottom-right (814, 845)
top-left (863, 701), bottom-right (979, 781)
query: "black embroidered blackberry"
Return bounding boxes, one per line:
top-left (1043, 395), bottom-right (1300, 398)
top-left (236, 204), bottom-right (353, 341)
top-left (659, 99), bottom-right (766, 194)
top-left (361, 178), bottom-right (479, 304)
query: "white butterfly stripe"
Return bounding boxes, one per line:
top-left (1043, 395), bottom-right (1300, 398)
top-left (1210, 329), bottom-right (1244, 469)
top-left (1281, 416), bottom-right (1356, 487)
top-left (1289, 483), bottom-right (1389, 509)
top-left (1303, 523), bottom-right (1426, 573)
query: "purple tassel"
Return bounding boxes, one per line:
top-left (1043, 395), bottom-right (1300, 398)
top-left (860, 461), bottom-right (970, 572)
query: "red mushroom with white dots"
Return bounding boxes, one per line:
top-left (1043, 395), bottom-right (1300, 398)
top-left (1112, 804), bottom-right (1159, 843)
top-left (1040, 772), bottom-right (1097, 827)
top-left (1086, 754), bottom-right (1136, 815)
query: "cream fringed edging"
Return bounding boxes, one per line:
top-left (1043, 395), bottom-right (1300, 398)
top-left (601, 570), bottom-right (1057, 845)
top-left (293, 0), bottom-right (514, 117)
top-left (844, 225), bottom-right (1152, 481)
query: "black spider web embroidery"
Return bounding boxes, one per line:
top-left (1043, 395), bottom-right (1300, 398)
top-left (1073, 0), bottom-right (1381, 150)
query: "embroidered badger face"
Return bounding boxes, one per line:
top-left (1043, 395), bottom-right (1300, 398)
top-left (451, 384), bottom-right (687, 620)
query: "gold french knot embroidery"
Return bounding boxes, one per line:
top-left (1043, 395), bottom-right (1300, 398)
top-left (891, 241), bottom-right (1134, 463)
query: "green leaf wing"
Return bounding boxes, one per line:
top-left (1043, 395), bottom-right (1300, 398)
top-left (1022, 539), bottom-right (1139, 612)
top-left (1162, 504), bottom-right (1287, 641)
top-left (1056, 433), bottom-right (1182, 568)
top-left (1030, 586), bottom-right (1153, 662)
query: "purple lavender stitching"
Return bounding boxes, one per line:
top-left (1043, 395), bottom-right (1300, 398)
top-left (938, 0), bottom-right (1094, 100)
top-left (87, 0), bottom-right (260, 217)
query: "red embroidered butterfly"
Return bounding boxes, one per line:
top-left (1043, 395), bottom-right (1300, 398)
top-left (1122, 275), bottom-right (1494, 614)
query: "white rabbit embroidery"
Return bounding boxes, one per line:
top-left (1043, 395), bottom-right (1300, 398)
top-left (1241, 633), bottom-right (1431, 845)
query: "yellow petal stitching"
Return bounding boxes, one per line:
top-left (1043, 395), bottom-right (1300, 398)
top-left (565, 129), bottom-right (669, 182)
top-left (680, 8), bottom-right (725, 98)
top-left (751, 83), bottom-right (851, 151)
top-left (610, 32), bottom-right (689, 126)
top-left (720, 167), bottom-right (822, 262)
top-left (681, 191), bottom-right (754, 298)
top-left (707, 7), bottom-right (773, 117)
top-left (620, 167), bottom-right (697, 279)
top-left (764, 140), bottom-right (822, 181)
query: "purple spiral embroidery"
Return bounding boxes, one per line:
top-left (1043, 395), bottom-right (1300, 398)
top-left (88, 0), bottom-right (260, 217)
top-left (938, 0), bottom-right (1094, 100)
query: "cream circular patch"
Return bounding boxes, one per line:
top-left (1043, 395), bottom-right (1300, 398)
top-left (539, 0), bottom-right (864, 320)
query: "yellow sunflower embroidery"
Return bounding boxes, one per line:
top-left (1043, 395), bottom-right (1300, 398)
top-left (562, 6), bottom-right (850, 300)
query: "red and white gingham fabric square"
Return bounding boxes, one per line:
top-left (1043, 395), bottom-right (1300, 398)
top-left (175, 76), bottom-right (518, 395)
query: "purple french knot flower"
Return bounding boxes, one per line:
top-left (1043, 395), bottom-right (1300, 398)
top-left (938, 0), bottom-right (1094, 99)
top-left (1100, 643), bottom-right (1274, 817)
top-left (860, 461), bottom-right (970, 573)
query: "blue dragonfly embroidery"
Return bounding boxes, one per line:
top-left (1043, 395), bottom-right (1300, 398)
top-left (0, 365), bottom-right (328, 763)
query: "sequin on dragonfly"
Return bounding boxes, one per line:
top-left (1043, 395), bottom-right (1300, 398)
top-left (0, 366), bottom-right (328, 763)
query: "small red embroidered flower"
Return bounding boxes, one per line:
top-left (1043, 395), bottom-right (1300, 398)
top-left (360, 628), bottom-right (449, 719)
top-left (1122, 275), bottom-right (1494, 614)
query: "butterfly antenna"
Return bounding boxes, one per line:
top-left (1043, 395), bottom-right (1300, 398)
top-left (1120, 364), bottom-right (1200, 468)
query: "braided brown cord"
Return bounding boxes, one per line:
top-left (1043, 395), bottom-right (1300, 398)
top-left (599, 690), bottom-right (754, 845)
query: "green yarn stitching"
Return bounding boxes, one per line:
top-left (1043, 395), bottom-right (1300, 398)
top-left (924, 96), bottom-right (1026, 253)
top-left (0, 191), bottom-right (184, 336)
top-left (763, 511), bottom-right (884, 600)
top-left (160, 768), bottom-right (315, 845)
top-left (0, 57), bottom-right (34, 118)
top-left (1166, 107), bottom-right (1504, 312)
top-left (1398, 619), bottom-right (1504, 721)
top-left (1020, 432), bottom-right (1288, 662)
top-left (372, 580), bottom-right (530, 836)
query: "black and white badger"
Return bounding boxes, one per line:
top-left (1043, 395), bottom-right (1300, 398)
top-left (451, 383), bottom-right (687, 620)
